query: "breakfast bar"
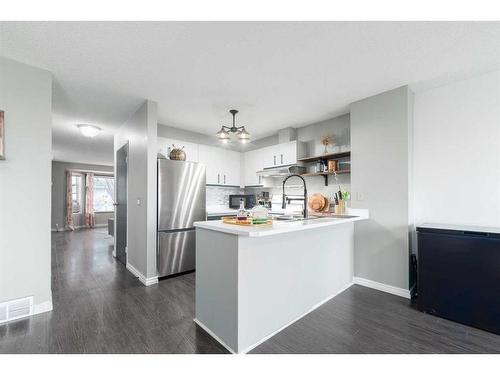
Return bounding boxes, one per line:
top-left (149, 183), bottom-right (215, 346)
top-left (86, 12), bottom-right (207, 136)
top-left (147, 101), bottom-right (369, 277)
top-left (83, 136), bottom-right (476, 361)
top-left (193, 209), bottom-right (369, 353)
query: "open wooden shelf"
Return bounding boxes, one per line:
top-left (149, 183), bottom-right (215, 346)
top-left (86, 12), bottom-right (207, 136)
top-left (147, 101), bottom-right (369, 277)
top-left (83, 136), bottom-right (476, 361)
top-left (285, 170), bottom-right (351, 186)
top-left (298, 151), bottom-right (350, 163)
top-left (300, 170), bottom-right (350, 177)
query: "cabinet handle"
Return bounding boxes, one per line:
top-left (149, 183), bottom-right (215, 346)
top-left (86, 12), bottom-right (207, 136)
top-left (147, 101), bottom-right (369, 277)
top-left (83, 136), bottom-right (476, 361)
top-left (218, 173), bottom-right (220, 184)
top-left (273, 155), bottom-right (276, 165)
top-left (259, 176), bottom-right (262, 184)
top-left (280, 154), bottom-right (283, 164)
top-left (224, 174), bottom-right (226, 184)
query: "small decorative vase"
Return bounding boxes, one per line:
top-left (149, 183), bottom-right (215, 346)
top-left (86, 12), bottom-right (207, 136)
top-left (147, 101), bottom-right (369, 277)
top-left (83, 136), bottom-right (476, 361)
top-left (169, 145), bottom-right (186, 161)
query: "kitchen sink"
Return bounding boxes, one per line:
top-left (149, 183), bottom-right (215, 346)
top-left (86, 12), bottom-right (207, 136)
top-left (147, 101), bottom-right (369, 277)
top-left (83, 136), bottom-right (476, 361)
top-left (274, 215), bottom-right (322, 221)
top-left (273, 214), bottom-right (358, 221)
top-left (328, 214), bottom-right (358, 219)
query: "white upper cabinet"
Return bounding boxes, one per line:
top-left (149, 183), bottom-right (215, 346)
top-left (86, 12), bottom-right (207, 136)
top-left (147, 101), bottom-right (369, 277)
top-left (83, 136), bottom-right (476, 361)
top-left (158, 137), bottom-right (304, 188)
top-left (243, 149), bottom-right (265, 187)
top-left (198, 145), bottom-right (221, 184)
top-left (260, 141), bottom-right (306, 169)
top-left (243, 141), bottom-right (306, 187)
top-left (224, 149), bottom-right (241, 187)
top-left (198, 145), bottom-right (241, 187)
top-left (279, 141), bottom-right (302, 165)
top-left (157, 137), bottom-right (199, 162)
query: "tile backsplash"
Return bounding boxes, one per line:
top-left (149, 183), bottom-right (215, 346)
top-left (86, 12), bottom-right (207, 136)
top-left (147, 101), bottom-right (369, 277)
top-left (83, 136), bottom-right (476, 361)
top-left (206, 186), bottom-right (244, 210)
top-left (206, 173), bottom-right (350, 212)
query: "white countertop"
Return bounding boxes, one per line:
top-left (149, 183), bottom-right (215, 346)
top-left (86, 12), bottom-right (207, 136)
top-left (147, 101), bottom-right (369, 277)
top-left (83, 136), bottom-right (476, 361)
top-left (195, 209), bottom-right (369, 237)
top-left (207, 209), bottom-right (238, 216)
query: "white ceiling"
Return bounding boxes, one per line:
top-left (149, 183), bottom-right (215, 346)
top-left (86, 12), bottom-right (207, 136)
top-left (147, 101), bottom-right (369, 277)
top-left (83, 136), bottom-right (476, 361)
top-left (1, 21), bottom-right (499, 165)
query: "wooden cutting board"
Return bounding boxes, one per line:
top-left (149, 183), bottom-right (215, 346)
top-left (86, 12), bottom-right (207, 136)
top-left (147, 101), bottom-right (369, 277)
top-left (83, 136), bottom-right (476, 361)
top-left (309, 194), bottom-right (328, 212)
top-left (222, 216), bottom-right (273, 226)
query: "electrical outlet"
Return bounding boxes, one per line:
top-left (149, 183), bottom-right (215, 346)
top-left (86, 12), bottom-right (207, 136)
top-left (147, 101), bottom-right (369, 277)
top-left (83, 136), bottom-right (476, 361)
top-left (137, 198), bottom-right (141, 206)
top-left (356, 192), bottom-right (365, 201)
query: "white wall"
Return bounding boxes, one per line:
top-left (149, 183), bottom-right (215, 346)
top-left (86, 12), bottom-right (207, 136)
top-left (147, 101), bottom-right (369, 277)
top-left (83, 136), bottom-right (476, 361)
top-left (413, 70), bottom-right (500, 228)
top-left (350, 86), bottom-right (413, 291)
top-left (114, 100), bottom-right (158, 281)
top-left (0, 57), bottom-right (53, 311)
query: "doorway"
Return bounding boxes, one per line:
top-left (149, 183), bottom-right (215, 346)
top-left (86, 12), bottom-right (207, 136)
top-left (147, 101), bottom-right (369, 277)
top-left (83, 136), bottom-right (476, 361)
top-left (115, 143), bottom-right (128, 265)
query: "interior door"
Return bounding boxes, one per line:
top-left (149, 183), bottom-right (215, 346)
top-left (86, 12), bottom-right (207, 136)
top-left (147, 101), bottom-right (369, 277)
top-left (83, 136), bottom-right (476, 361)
top-left (115, 143), bottom-right (128, 265)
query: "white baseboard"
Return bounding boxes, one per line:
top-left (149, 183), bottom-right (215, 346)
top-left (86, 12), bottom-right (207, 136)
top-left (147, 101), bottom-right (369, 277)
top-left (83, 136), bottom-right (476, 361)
top-left (34, 300), bottom-right (53, 315)
top-left (195, 281), bottom-right (354, 354)
top-left (193, 319), bottom-right (237, 354)
top-left (126, 262), bottom-right (158, 286)
top-left (353, 277), bottom-right (411, 299)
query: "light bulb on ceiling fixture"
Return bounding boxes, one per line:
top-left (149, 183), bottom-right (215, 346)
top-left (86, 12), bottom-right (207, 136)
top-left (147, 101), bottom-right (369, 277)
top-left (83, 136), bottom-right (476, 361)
top-left (77, 124), bottom-right (102, 138)
top-left (216, 128), bottom-right (230, 140)
top-left (238, 127), bottom-right (250, 140)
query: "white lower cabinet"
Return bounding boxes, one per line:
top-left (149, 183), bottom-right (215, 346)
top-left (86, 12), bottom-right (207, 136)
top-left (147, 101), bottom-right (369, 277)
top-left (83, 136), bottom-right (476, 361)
top-left (198, 145), bottom-right (241, 187)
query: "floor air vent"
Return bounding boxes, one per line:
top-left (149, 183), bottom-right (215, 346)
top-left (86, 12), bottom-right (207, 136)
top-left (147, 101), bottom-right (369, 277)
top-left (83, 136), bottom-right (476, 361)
top-left (0, 296), bottom-right (33, 323)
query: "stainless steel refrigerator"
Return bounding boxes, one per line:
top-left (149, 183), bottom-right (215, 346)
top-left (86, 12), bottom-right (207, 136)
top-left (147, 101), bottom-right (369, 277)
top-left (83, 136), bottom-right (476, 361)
top-left (157, 158), bottom-right (206, 277)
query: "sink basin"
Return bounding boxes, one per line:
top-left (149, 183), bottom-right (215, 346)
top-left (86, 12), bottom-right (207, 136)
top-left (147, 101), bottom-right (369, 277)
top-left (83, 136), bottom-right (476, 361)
top-left (274, 215), bottom-right (322, 221)
top-left (328, 215), bottom-right (358, 219)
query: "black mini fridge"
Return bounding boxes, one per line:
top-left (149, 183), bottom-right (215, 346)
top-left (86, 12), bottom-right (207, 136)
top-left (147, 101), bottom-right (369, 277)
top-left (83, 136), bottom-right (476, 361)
top-left (416, 224), bottom-right (500, 335)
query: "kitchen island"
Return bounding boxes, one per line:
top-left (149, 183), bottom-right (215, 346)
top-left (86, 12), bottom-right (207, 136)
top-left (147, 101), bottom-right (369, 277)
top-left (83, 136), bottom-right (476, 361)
top-left (193, 209), bottom-right (369, 353)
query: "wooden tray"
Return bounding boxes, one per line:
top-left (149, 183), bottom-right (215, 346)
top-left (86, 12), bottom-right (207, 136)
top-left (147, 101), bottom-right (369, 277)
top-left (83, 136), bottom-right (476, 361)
top-left (222, 216), bottom-right (273, 227)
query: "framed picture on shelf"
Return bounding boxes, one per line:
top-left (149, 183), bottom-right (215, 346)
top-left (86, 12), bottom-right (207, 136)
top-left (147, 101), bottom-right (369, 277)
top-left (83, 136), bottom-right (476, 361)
top-left (0, 110), bottom-right (4, 160)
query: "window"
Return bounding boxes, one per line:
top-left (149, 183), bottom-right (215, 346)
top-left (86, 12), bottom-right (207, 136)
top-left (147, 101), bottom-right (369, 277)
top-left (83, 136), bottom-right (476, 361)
top-left (71, 174), bottom-right (82, 214)
top-left (93, 175), bottom-right (115, 212)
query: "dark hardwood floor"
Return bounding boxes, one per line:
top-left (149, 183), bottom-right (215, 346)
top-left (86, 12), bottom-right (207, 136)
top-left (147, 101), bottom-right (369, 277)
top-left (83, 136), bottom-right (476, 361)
top-left (0, 228), bottom-right (227, 354)
top-left (1, 228), bottom-right (499, 354)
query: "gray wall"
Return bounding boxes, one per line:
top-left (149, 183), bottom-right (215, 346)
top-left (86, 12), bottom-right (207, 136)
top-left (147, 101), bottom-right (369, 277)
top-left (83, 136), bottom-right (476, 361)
top-left (115, 100), bottom-right (158, 280)
top-left (0, 57), bottom-right (53, 308)
top-left (350, 86), bottom-right (413, 291)
top-left (296, 113), bottom-right (350, 156)
top-left (159, 113), bottom-right (350, 156)
top-left (51, 161), bottom-right (114, 231)
top-left (244, 113), bottom-right (350, 155)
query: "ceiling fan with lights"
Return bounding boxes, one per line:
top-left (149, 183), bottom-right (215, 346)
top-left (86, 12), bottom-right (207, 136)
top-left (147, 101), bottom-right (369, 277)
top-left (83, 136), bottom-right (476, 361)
top-left (215, 109), bottom-right (250, 144)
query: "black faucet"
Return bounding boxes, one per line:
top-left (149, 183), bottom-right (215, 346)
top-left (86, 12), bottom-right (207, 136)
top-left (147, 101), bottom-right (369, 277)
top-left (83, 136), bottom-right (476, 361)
top-left (282, 174), bottom-right (308, 219)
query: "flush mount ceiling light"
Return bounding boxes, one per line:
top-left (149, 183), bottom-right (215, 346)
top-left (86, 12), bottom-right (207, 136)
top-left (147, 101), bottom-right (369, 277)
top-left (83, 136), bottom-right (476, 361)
top-left (77, 124), bottom-right (102, 138)
top-left (216, 109), bottom-right (251, 144)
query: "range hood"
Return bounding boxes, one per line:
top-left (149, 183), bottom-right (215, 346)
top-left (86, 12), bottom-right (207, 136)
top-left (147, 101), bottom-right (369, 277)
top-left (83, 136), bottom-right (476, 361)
top-left (256, 165), bottom-right (307, 177)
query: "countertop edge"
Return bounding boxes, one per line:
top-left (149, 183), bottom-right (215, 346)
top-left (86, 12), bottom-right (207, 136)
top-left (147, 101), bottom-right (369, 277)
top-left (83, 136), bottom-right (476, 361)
top-left (194, 209), bottom-right (369, 237)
